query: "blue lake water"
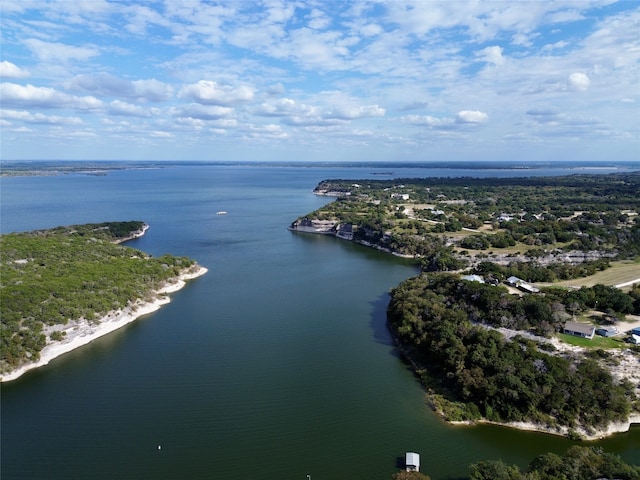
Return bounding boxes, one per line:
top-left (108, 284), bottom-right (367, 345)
top-left (1, 162), bottom-right (639, 479)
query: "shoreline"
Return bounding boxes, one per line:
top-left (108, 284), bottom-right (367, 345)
top-left (0, 265), bottom-right (207, 383)
top-left (391, 328), bottom-right (640, 440)
top-left (448, 414), bottom-right (640, 441)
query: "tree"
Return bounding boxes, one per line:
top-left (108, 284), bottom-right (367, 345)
top-left (391, 471), bottom-right (431, 480)
top-left (469, 460), bottom-right (524, 480)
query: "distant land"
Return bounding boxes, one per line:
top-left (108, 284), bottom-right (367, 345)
top-left (2, 159), bottom-right (639, 177)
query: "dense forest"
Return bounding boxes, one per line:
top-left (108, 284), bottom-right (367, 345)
top-left (392, 446), bottom-right (640, 480)
top-left (386, 273), bottom-right (638, 432)
top-left (0, 222), bottom-right (200, 372)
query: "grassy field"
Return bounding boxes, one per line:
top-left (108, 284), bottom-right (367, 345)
top-left (541, 260), bottom-right (640, 290)
top-left (557, 333), bottom-right (628, 349)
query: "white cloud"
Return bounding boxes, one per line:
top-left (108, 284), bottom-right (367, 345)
top-left (254, 98), bottom-right (299, 117)
top-left (477, 46), bottom-right (505, 66)
top-left (132, 79), bottom-right (174, 102)
top-left (23, 38), bottom-right (100, 64)
top-left (326, 104), bottom-right (385, 120)
top-left (179, 80), bottom-right (254, 106)
top-left (0, 109), bottom-right (83, 125)
top-left (149, 130), bottom-right (174, 138)
top-left (0, 61), bottom-right (29, 78)
top-left (68, 74), bottom-right (174, 102)
top-left (109, 100), bottom-right (153, 117)
top-left (172, 103), bottom-right (235, 120)
top-left (456, 111), bottom-right (489, 123)
top-left (401, 114), bottom-right (453, 128)
top-left (1, 1), bottom-right (638, 161)
top-left (568, 72), bottom-right (590, 91)
top-left (0, 83), bottom-right (103, 109)
top-left (307, 8), bottom-right (331, 30)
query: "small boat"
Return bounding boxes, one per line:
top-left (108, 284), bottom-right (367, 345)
top-left (216, 211), bottom-right (228, 215)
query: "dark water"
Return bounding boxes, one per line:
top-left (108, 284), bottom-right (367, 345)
top-left (1, 163), bottom-right (638, 479)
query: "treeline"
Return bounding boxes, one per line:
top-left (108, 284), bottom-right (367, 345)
top-left (0, 222), bottom-right (198, 371)
top-left (309, 172), bottom-right (640, 260)
top-left (392, 446), bottom-right (640, 480)
top-left (35, 221), bottom-right (147, 241)
top-left (468, 445), bottom-right (640, 480)
top-left (387, 274), bottom-right (636, 431)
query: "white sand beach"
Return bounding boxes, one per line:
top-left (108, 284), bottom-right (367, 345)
top-left (1, 266), bottom-right (207, 382)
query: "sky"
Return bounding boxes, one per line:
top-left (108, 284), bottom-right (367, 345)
top-left (1, 0), bottom-right (639, 163)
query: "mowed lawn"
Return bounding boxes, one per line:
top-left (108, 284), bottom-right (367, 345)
top-left (541, 260), bottom-right (640, 290)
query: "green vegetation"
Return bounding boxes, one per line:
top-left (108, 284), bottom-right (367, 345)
top-left (386, 274), bottom-right (635, 431)
top-left (391, 446), bottom-right (639, 479)
top-left (391, 471), bottom-right (431, 480)
top-left (294, 173), bottom-right (640, 278)
top-left (467, 446), bottom-right (640, 480)
top-left (0, 222), bottom-right (200, 373)
top-left (292, 172), bottom-right (640, 437)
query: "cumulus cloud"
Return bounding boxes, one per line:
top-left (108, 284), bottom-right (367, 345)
top-left (326, 104), bottom-right (385, 120)
top-left (401, 110), bottom-right (488, 128)
top-left (23, 38), bottom-right (99, 64)
top-left (172, 103), bottom-right (235, 120)
top-left (0, 83), bottom-right (102, 109)
top-left (69, 74), bottom-right (173, 102)
top-left (476, 46), bottom-right (505, 66)
top-left (456, 110), bottom-right (488, 123)
top-left (0, 109), bottom-right (83, 125)
top-left (402, 114), bottom-right (452, 127)
top-left (179, 80), bottom-right (254, 106)
top-left (108, 100), bottom-right (155, 117)
top-left (568, 72), bottom-right (590, 91)
top-left (254, 98), bottom-right (299, 117)
top-left (0, 61), bottom-right (29, 78)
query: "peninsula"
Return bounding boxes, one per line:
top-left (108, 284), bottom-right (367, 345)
top-left (291, 172), bottom-right (640, 439)
top-left (0, 221), bottom-right (207, 382)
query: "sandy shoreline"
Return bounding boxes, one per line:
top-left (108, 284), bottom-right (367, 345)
top-left (1, 266), bottom-right (207, 382)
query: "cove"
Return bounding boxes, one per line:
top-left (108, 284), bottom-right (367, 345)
top-left (1, 163), bottom-right (638, 479)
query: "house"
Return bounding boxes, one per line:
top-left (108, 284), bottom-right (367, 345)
top-left (563, 321), bottom-right (595, 339)
top-left (336, 223), bottom-right (354, 240)
top-left (405, 452), bottom-right (420, 472)
top-left (596, 326), bottom-right (618, 337)
top-left (506, 276), bottom-right (539, 293)
top-left (391, 193), bottom-right (409, 201)
top-left (506, 276), bottom-right (523, 286)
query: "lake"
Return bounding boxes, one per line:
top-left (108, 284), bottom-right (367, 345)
top-left (1, 162), bottom-right (638, 479)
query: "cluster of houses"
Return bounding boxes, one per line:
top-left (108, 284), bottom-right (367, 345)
top-left (560, 319), bottom-right (640, 343)
top-left (460, 274), bottom-right (539, 293)
top-left (461, 273), bottom-right (640, 344)
top-left (562, 322), bottom-right (640, 343)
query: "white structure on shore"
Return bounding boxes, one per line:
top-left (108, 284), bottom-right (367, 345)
top-left (405, 452), bottom-right (420, 472)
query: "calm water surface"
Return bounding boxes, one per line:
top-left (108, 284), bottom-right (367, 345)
top-left (1, 164), bottom-right (638, 479)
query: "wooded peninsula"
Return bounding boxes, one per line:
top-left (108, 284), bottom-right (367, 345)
top-left (291, 172), bottom-right (640, 440)
top-left (0, 221), bottom-right (206, 381)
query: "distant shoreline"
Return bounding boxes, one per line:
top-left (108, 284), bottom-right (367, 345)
top-left (0, 266), bottom-right (207, 382)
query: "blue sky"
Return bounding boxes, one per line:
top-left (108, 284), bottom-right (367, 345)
top-left (1, 0), bottom-right (638, 162)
